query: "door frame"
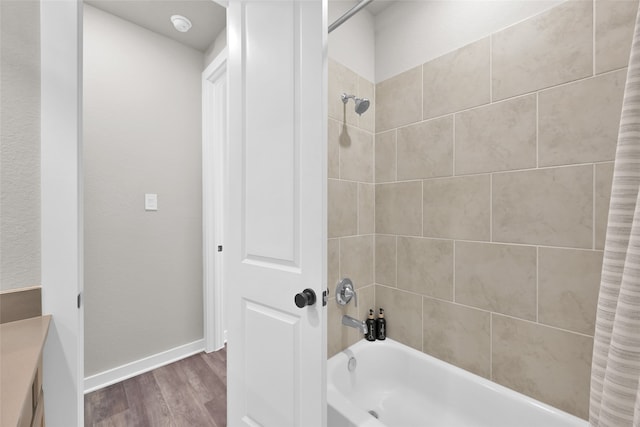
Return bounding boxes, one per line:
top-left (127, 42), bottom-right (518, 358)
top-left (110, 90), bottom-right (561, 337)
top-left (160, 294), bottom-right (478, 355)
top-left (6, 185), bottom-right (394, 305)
top-left (40, 0), bottom-right (84, 425)
top-left (203, 49), bottom-right (228, 352)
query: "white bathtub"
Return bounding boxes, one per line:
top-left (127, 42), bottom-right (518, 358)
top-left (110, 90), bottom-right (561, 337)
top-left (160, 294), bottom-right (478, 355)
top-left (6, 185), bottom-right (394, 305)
top-left (327, 339), bottom-right (588, 427)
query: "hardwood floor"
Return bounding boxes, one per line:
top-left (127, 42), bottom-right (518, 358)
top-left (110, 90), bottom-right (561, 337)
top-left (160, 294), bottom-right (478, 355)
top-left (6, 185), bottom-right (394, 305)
top-left (85, 347), bottom-right (227, 427)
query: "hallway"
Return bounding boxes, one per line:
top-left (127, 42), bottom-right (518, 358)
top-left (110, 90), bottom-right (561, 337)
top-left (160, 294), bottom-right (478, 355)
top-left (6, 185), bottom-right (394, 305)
top-left (84, 347), bottom-right (227, 426)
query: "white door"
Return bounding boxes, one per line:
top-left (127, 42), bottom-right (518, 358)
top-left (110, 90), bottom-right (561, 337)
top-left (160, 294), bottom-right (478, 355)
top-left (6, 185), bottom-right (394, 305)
top-left (226, 0), bottom-right (327, 426)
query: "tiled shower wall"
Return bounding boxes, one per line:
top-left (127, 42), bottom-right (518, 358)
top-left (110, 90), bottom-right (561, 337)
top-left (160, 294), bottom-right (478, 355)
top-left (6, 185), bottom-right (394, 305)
top-left (327, 59), bottom-right (376, 357)
top-left (373, 0), bottom-right (637, 420)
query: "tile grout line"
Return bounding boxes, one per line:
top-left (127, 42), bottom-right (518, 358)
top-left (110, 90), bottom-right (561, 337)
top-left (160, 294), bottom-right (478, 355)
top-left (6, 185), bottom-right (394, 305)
top-left (395, 235), bottom-right (398, 288)
top-left (453, 240), bottom-right (456, 302)
top-left (489, 34), bottom-right (493, 103)
top-left (536, 92), bottom-right (540, 169)
top-left (421, 295), bottom-right (425, 353)
top-left (489, 174), bottom-right (493, 242)
top-left (394, 129), bottom-right (398, 182)
top-left (536, 246), bottom-right (539, 323)
top-left (593, 164), bottom-right (597, 250)
top-left (593, 0), bottom-right (596, 76)
top-left (421, 180), bottom-right (425, 237)
top-left (452, 114), bottom-right (457, 176)
top-left (489, 313), bottom-right (493, 381)
top-left (356, 183), bottom-right (361, 235)
top-left (374, 283), bottom-right (595, 338)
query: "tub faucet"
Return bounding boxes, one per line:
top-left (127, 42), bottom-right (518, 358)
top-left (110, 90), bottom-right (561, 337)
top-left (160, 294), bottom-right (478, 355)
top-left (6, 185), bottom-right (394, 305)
top-left (342, 315), bottom-right (368, 335)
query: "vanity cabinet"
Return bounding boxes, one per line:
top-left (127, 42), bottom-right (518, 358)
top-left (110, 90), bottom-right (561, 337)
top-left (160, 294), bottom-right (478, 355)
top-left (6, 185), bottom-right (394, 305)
top-left (1, 315), bottom-right (51, 427)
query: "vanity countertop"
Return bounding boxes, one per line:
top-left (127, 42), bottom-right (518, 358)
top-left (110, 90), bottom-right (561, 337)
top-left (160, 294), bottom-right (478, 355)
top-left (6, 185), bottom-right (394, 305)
top-left (1, 315), bottom-right (51, 427)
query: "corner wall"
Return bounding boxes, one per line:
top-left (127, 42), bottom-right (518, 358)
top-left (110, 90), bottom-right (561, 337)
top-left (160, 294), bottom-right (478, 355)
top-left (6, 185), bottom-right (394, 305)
top-left (373, 0), bottom-right (637, 419)
top-left (0, 0), bottom-right (41, 291)
top-left (83, 5), bottom-right (204, 377)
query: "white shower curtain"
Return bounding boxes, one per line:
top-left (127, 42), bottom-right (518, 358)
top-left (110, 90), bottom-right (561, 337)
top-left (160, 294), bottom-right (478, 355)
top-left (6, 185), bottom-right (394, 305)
top-left (590, 5), bottom-right (640, 426)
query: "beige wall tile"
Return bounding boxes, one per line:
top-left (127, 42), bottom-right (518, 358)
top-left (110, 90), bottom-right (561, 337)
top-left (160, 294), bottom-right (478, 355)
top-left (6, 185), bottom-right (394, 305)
top-left (423, 298), bottom-right (490, 378)
top-left (539, 248), bottom-right (602, 336)
top-left (492, 1), bottom-right (593, 100)
top-left (358, 183), bottom-right (375, 235)
top-left (358, 285), bottom-right (375, 320)
top-left (328, 119), bottom-right (340, 179)
top-left (492, 166), bottom-right (593, 248)
top-left (423, 175), bottom-right (490, 241)
top-left (328, 179), bottom-right (357, 238)
top-left (423, 38), bottom-right (490, 120)
top-left (375, 235), bottom-right (396, 287)
top-left (327, 285), bottom-right (374, 358)
top-left (340, 235), bottom-right (373, 289)
top-left (375, 130), bottom-right (396, 183)
top-left (339, 125), bottom-right (374, 183)
top-left (596, 0), bottom-right (638, 74)
top-left (376, 66), bottom-right (422, 132)
top-left (455, 95), bottom-right (536, 175)
top-left (358, 76), bottom-right (375, 133)
top-left (327, 296), bottom-right (359, 358)
top-left (492, 315), bottom-right (593, 419)
top-left (397, 116), bottom-right (453, 180)
top-left (455, 242), bottom-right (536, 320)
top-left (596, 162), bottom-right (614, 249)
top-left (328, 238), bottom-right (339, 289)
top-left (375, 285), bottom-right (423, 351)
top-left (329, 59), bottom-right (358, 126)
top-left (539, 70), bottom-right (625, 167)
top-left (397, 237), bottom-right (453, 300)
top-left (376, 181), bottom-right (423, 236)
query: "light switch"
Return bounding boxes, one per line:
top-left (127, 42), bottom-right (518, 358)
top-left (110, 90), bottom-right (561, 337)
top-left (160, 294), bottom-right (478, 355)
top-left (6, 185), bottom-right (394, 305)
top-left (145, 193), bottom-right (158, 211)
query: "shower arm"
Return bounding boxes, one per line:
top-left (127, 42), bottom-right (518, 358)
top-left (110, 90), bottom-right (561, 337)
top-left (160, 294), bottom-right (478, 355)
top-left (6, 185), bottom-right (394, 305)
top-left (328, 0), bottom-right (374, 34)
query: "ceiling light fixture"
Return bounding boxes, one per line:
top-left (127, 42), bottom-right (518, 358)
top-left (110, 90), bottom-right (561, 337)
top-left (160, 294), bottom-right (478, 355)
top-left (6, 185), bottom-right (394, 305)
top-left (170, 15), bottom-right (192, 33)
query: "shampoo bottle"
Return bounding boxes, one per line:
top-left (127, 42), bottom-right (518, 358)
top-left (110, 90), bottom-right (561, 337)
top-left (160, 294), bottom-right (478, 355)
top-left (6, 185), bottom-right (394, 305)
top-left (365, 309), bottom-right (376, 341)
top-left (376, 308), bottom-right (386, 340)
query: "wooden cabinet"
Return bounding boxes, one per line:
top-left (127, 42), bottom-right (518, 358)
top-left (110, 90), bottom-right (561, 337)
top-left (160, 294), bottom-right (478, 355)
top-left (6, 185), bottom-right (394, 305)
top-left (1, 316), bottom-right (51, 427)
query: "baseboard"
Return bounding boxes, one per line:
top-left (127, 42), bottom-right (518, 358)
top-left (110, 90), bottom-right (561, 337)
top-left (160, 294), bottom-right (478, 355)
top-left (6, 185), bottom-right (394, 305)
top-left (84, 339), bottom-right (205, 393)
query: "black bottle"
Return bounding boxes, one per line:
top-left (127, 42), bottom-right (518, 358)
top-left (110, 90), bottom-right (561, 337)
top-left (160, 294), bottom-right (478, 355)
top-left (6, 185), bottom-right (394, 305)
top-left (376, 308), bottom-right (386, 340)
top-left (365, 309), bottom-right (376, 341)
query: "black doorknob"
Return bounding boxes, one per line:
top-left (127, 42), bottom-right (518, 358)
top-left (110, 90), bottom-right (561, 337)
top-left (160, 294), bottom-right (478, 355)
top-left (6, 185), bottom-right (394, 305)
top-left (294, 288), bottom-right (316, 308)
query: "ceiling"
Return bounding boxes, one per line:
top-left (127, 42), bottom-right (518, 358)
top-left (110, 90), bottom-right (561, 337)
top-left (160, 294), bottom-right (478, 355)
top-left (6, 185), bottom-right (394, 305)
top-left (85, 0), bottom-right (393, 53)
top-left (85, 0), bottom-right (226, 52)
top-left (365, 0), bottom-right (395, 16)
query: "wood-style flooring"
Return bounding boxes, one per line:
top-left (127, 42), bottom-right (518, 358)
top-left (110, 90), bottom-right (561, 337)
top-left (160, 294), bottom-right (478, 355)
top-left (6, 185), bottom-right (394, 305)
top-left (84, 347), bottom-right (227, 427)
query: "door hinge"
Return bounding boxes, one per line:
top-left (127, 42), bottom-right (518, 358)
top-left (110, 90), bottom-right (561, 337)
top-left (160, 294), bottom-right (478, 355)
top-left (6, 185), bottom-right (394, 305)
top-left (217, 245), bottom-right (223, 252)
top-left (322, 289), bottom-right (328, 306)
top-left (77, 293), bottom-right (82, 309)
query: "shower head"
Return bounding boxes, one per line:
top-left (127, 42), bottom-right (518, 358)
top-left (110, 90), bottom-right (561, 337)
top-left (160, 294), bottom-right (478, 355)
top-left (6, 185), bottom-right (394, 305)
top-left (341, 93), bottom-right (370, 116)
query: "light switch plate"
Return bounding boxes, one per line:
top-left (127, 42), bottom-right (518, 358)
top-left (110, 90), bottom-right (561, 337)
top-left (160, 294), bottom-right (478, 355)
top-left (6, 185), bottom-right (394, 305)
top-left (145, 193), bottom-right (158, 211)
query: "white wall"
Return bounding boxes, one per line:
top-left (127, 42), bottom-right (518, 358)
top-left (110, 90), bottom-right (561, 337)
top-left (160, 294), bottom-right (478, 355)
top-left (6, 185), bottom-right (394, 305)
top-left (0, 0), bottom-right (41, 291)
top-left (328, 0), bottom-right (376, 82)
top-left (83, 5), bottom-right (204, 376)
top-left (375, 0), bottom-right (564, 82)
top-left (204, 27), bottom-right (227, 67)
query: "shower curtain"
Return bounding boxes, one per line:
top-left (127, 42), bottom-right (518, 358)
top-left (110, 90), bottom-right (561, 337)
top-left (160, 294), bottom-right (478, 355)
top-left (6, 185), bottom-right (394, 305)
top-left (590, 5), bottom-right (640, 426)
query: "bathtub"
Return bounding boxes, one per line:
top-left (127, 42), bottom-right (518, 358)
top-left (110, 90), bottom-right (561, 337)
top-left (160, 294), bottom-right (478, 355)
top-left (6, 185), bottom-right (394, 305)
top-left (327, 339), bottom-right (588, 427)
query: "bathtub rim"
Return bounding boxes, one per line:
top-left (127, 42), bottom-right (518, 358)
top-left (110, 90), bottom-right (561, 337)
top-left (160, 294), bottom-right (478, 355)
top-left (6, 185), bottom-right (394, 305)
top-left (327, 338), bottom-right (588, 427)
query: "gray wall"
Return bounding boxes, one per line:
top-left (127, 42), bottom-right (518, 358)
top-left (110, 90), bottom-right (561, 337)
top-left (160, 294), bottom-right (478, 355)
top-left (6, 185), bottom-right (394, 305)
top-left (0, 0), bottom-right (41, 291)
top-left (84, 4), bottom-right (204, 376)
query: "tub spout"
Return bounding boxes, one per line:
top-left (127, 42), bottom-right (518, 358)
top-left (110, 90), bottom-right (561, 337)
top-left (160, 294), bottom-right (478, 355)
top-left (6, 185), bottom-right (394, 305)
top-left (342, 315), bottom-right (368, 335)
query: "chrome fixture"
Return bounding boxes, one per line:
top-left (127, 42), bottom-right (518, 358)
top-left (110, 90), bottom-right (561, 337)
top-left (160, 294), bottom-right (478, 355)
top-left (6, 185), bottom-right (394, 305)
top-left (348, 356), bottom-right (357, 372)
top-left (342, 315), bottom-right (368, 334)
top-left (329, 0), bottom-right (374, 33)
top-left (341, 93), bottom-right (370, 116)
top-left (336, 278), bottom-right (357, 306)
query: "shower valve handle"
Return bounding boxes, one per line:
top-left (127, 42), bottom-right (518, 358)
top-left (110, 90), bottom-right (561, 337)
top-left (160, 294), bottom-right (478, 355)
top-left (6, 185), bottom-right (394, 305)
top-left (336, 278), bottom-right (357, 307)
